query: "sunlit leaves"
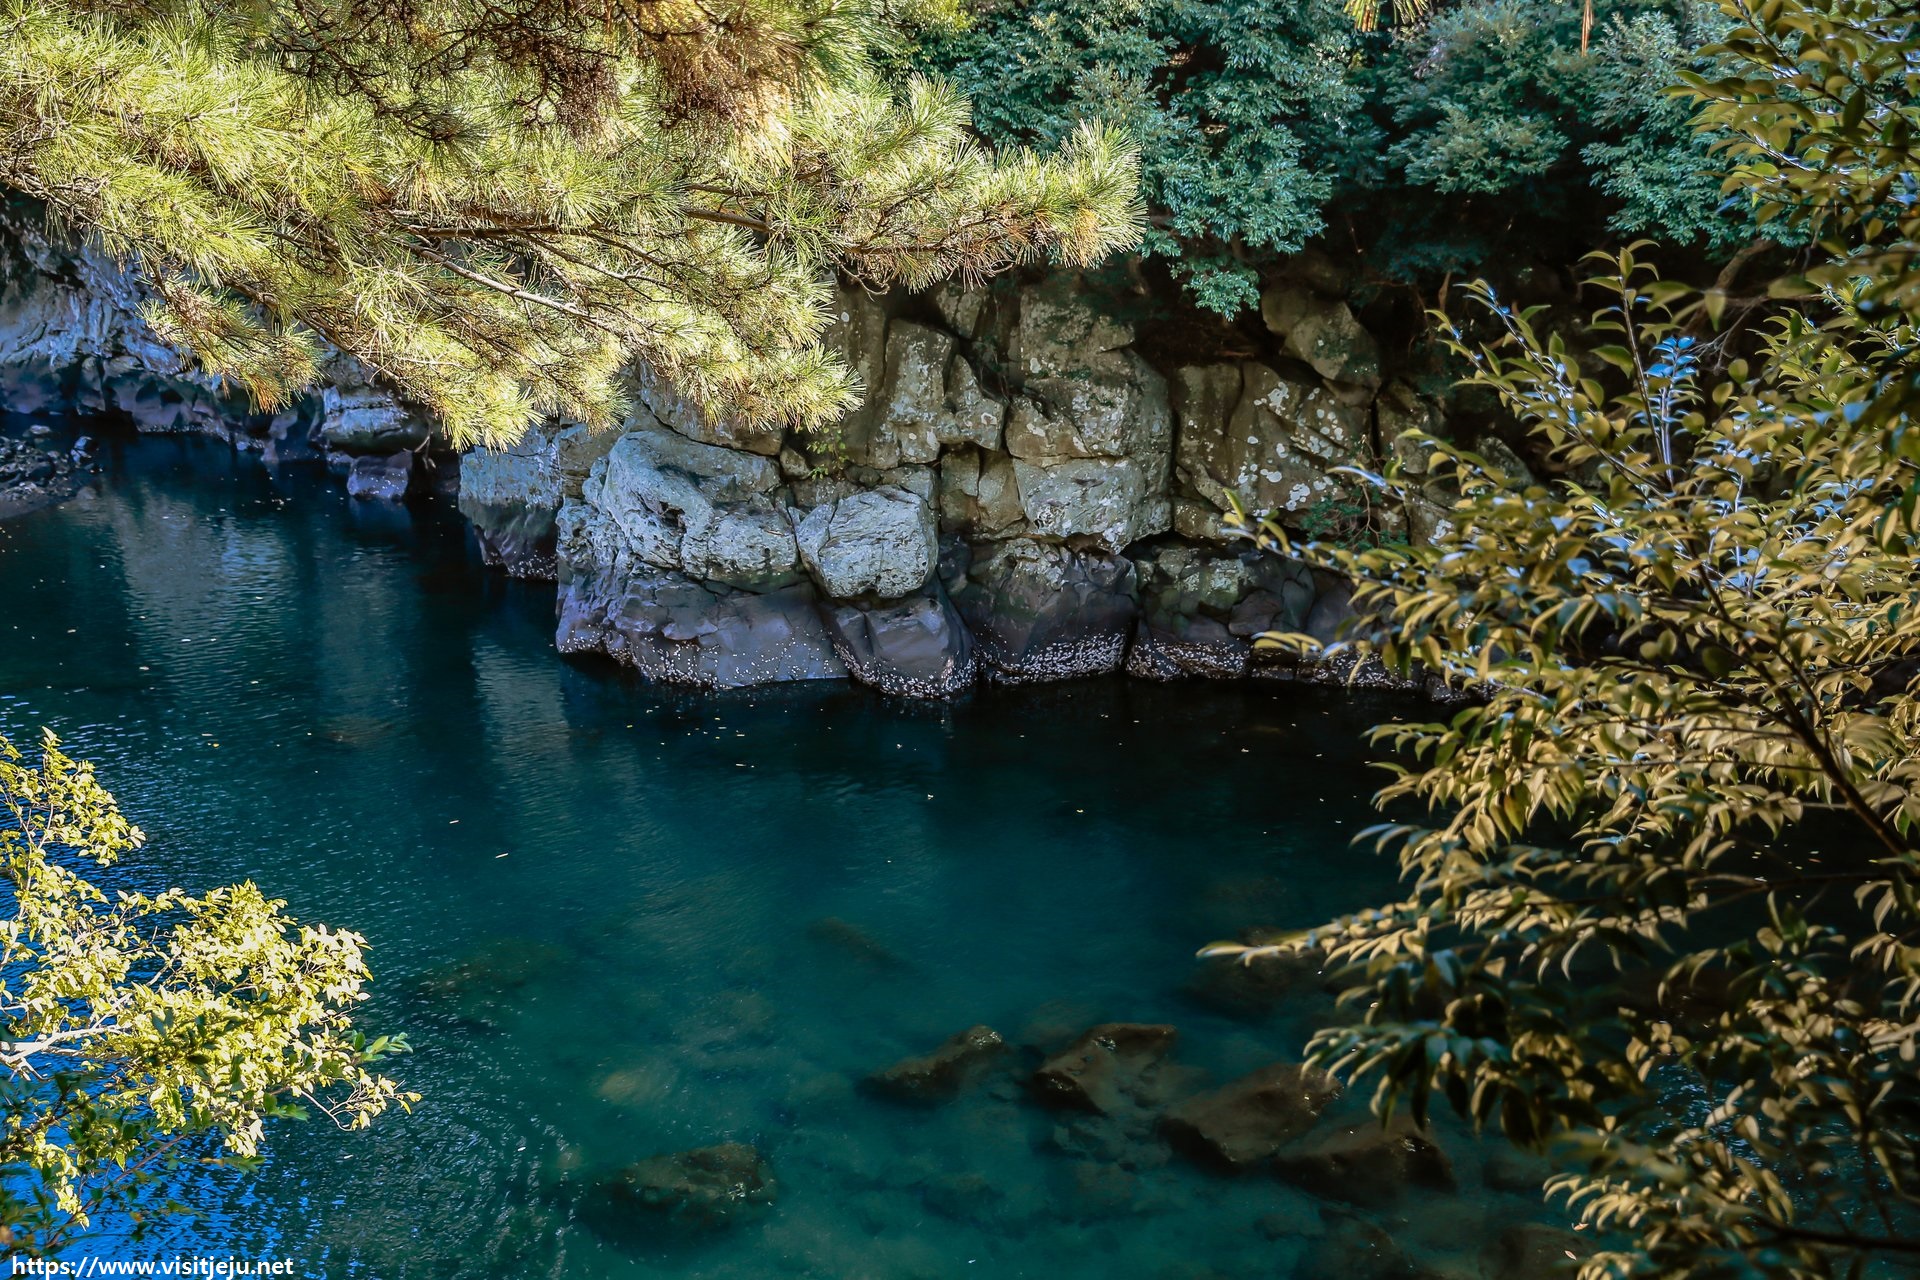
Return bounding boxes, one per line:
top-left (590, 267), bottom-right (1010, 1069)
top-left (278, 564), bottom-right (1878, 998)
top-left (0, 0), bottom-right (1143, 446)
top-left (0, 731), bottom-right (414, 1255)
top-left (1221, 2), bottom-right (1920, 1272)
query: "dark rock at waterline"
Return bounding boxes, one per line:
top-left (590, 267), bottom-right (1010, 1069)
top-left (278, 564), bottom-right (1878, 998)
top-left (346, 449), bottom-right (414, 501)
top-left (1160, 1062), bottom-right (1340, 1171)
top-left (1031, 1023), bottom-right (1178, 1115)
top-left (1125, 611), bottom-right (1249, 682)
top-left (955, 538), bottom-right (1137, 683)
top-left (1481, 1223), bottom-right (1587, 1280)
top-left (817, 581), bottom-right (976, 698)
top-left (0, 431), bottom-right (81, 515)
top-left (864, 1025), bottom-right (1006, 1104)
top-left (557, 566), bottom-right (848, 690)
top-left (587, 1142), bottom-right (775, 1232)
top-left (1273, 1117), bottom-right (1455, 1206)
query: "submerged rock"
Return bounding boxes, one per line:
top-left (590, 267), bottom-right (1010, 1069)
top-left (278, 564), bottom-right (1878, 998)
top-left (805, 917), bottom-right (908, 971)
top-left (589, 1142), bottom-right (775, 1231)
top-left (1031, 1023), bottom-right (1178, 1115)
top-left (1160, 1062), bottom-right (1340, 1171)
top-left (1274, 1117), bottom-right (1455, 1206)
top-left (863, 1025), bottom-right (1007, 1104)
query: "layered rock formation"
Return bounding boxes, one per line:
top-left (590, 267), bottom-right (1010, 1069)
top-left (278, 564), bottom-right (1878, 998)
top-left (0, 209), bottom-right (1459, 700)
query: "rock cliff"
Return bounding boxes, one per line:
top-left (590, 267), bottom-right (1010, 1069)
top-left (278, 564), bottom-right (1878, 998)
top-left (0, 209), bottom-right (1455, 699)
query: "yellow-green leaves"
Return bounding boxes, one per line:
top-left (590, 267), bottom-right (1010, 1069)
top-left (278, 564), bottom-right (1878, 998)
top-left (0, 0), bottom-right (1142, 447)
top-left (0, 731), bottom-right (411, 1256)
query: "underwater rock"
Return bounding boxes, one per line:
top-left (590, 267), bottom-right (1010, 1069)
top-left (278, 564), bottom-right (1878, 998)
top-left (1160, 1062), bottom-right (1341, 1171)
top-left (1273, 1117), bottom-right (1455, 1206)
top-left (1031, 1023), bottom-right (1179, 1115)
top-left (1481, 1149), bottom-right (1552, 1195)
top-left (1179, 945), bottom-right (1327, 1021)
top-left (863, 1025), bottom-right (1007, 1104)
top-left (804, 916), bottom-right (908, 971)
top-left (589, 1142), bottom-right (775, 1231)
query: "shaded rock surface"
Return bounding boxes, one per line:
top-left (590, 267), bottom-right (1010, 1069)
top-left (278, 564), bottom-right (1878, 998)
top-left (1161, 1062), bottom-right (1340, 1170)
top-left (345, 450), bottom-right (414, 501)
top-left (863, 1025), bottom-right (1007, 1104)
top-left (818, 582), bottom-right (975, 697)
top-left (956, 539), bottom-right (1137, 683)
top-left (1031, 1023), bottom-right (1179, 1115)
top-left (1274, 1117), bottom-right (1456, 1206)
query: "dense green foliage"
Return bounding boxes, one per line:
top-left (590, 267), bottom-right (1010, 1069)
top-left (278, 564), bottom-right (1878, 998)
top-left (0, 731), bottom-right (410, 1255)
top-left (920, 0), bottom-right (1766, 306)
top-left (0, 0), bottom-right (1141, 446)
top-left (1213, 0), bottom-right (1920, 1273)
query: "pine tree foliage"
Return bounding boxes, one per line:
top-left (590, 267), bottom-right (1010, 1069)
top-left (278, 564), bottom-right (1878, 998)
top-left (0, 0), bottom-right (1142, 446)
top-left (1209, 0), bottom-right (1920, 1273)
top-left (0, 730), bottom-right (412, 1256)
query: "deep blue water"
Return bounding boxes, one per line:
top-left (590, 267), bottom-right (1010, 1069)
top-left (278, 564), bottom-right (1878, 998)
top-left (0, 433), bottom-right (1563, 1278)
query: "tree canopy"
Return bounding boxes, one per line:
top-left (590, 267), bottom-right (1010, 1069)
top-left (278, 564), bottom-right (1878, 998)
top-left (0, 730), bottom-right (411, 1255)
top-left (918, 0), bottom-right (1770, 309)
top-left (0, 0), bottom-right (1143, 446)
top-left (1212, 0), bottom-right (1920, 1272)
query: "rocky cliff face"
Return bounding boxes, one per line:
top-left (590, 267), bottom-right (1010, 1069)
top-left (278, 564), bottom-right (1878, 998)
top-left (0, 211), bottom-right (1452, 700)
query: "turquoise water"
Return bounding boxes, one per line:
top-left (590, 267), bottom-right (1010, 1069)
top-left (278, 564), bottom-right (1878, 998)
top-left (0, 434), bottom-right (1555, 1278)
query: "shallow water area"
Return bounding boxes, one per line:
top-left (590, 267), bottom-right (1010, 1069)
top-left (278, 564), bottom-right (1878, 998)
top-left (0, 435), bottom-right (1564, 1278)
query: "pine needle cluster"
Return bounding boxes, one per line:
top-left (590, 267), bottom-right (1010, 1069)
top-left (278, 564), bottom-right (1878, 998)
top-left (0, 0), bottom-right (1143, 446)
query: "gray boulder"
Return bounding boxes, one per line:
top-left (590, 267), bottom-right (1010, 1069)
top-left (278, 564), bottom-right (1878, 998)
top-left (587, 425), bottom-right (798, 591)
top-left (956, 538), bottom-right (1137, 682)
top-left (629, 363), bottom-right (785, 456)
top-left (936, 446), bottom-right (1026, 537)
top-left (1011, 456), bottom-right (1169, 552)
top-left (459, 422), bottom-right (619, 578)
top-left (817, 582), bottom-right (976, 698)
top-left (793, 486), bottom-right (937, 599)
top-left (318, 373), bottom-right (430, 453)
top-left (1004, 349), bottom-right (1170, 463)
top-left (1007, 274), bottom-right (1135, 377)
top-left (345, 450), bottom-right (414, 501)
top-left (1173, 361), bottom-right (1370, 535)
top-left (1260, 283), bottom-right (1381, 388)
top-left (877, 321), bottom-right (1007, 454)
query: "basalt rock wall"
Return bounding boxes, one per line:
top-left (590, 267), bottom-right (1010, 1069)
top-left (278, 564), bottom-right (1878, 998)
top-left (0, 210), bottom-right (1457, 700)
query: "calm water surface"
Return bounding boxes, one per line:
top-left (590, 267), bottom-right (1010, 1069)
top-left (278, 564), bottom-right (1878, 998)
top-left (0, 434), bottom-right (1546, 1278)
